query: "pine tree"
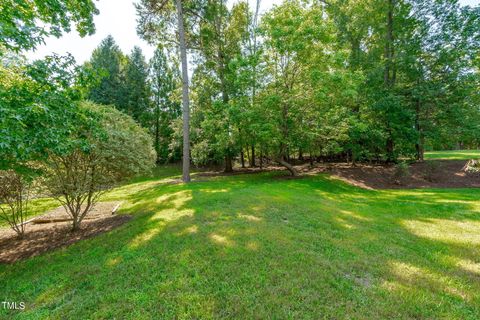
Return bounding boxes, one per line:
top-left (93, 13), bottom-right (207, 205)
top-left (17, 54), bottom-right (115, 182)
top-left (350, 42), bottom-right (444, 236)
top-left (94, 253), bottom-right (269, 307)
top-left (124, 46), bottom-right (151, 124)
top-left (86, 35), bottom-right (125, 108)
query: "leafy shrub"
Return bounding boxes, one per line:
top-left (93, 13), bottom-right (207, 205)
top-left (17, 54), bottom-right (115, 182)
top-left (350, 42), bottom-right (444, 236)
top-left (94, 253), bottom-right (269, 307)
top-left (42, 102), bottom-right (156, 230)
top-left (0, 170), bottom-right (31, 238)
top-left (424, 161), bottom-right (440, 182)
top-left (392, 162), bottom-right (410, 185)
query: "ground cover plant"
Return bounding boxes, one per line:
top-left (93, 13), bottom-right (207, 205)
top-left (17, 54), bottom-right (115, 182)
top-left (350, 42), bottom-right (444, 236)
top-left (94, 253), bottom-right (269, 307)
top-left (1, 167), bottom-right (480, 319)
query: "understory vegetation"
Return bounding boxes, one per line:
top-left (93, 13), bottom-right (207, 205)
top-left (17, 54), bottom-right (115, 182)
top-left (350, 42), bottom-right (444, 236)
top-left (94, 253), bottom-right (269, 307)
top-left (1, 167), bottom-right (480, 319)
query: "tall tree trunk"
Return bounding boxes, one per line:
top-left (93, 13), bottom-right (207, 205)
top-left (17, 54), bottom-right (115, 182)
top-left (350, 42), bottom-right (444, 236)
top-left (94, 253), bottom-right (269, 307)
top-left (240, 150), bottom-right (245, 168)
top-left (259, 149), bottom-right (263, 169)
top-left (176, 0), bottom-right (190, 182)
top-left (155, 98), bottom-right (161, 164)
top-left (225, 155), bottom-right (233, 172)
top-left (415, 98), bottom-right (424, 161)
top-left (250, 145), bottom-right (256, 167)
top-left (386, 132), bottom-right (395, 163)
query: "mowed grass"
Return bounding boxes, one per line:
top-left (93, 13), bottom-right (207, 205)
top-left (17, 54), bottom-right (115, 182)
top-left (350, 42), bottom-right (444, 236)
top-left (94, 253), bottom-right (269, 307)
top-left (1, 168), bottom-right (480, 319)
top-left (425, 149), bottom-right (480, 160)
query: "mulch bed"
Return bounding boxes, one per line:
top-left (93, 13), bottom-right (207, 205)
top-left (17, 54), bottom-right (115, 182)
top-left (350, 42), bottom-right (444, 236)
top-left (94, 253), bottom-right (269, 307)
top-left (192, 160), bottom-right (480, 189)
top-left (0, 202), bottom-right (131, 264)
top-left (306, 160), bottom-right (480, 189)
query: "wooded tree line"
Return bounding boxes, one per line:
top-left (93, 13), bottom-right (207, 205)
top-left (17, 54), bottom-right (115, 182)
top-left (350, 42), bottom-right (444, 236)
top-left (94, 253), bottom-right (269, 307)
top-left (84, 0), bottom-right (480, 176)
top-left (1, 0), bottom-right (479, 179)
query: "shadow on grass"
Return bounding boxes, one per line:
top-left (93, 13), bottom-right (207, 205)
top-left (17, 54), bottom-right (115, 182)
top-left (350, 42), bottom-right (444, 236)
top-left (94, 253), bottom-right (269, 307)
top-left (1, 171), bottom-right (479, 319)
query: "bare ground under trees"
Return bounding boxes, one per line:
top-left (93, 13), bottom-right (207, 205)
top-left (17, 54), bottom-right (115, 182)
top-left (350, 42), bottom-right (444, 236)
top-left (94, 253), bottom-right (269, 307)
top-left (196, 159), bottom-right (480, 189)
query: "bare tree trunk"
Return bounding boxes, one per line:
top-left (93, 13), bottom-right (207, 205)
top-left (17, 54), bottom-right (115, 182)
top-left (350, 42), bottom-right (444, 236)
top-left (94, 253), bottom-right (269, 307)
top-left (386, 134), bottom-right (395, 163)
top-left (240, 150), bottom-right (245, 168)
top-left (155, 98), bottom-right (161, 164)
top-left (72, 217), bottom-right (80, 231)
top-left (275, 157), bottom-right (298, 176)
top-left (176, 0), bottom-right (190, 183)
top-left (260, 149), bottom-right (263, 169)
top-left (250, 145), bottom-right (256, 167)
top-left (225, 155), bottom-right (233, 172)
top-left (415, 89), bottom-right (424, 161)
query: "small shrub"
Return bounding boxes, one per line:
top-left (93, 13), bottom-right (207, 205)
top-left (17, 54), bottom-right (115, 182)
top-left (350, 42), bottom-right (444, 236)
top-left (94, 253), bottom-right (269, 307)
top-left (424, 161), bottom-right (440, 182)
top-left (392, 162), bottom-right (410, 185)
top-left (0, 170), bottom-right (31, 238)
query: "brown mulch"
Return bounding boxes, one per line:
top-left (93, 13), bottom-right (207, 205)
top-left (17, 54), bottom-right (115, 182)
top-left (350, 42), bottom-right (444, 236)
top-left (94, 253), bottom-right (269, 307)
top-left (0, 202), bottom-right (131, 264)
top-left (304, 160), bottom-right (480, 189)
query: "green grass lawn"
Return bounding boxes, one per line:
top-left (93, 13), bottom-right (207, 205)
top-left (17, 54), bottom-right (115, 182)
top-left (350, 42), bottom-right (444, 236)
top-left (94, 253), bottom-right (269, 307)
top-left (1, 168), bottom-right (480, 319)
top-left (425, 149), bottom-right (480, 160)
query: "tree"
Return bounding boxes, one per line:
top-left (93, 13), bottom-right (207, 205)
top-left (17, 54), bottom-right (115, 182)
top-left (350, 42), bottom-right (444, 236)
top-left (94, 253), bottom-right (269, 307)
top-left (0, 53), bottom-right (93, 172)
top-left (176, 0), bottom-right (192, 182)
top-left (86, 36), bottom-right (126, 109)
top-left (0, 0), bottom-right (98, 52)
top-left (136, 0), bottom-right (199, 182)
top-left (149, 47), bottom-right (181, 163)
top-left (42, 102), bottom-right (156, 231)
top-left (191, 0), bottom-right (250, 172)
top-left (124, 46), bottom-right (151, 124)
top-left (259, 0), bottom-right (359, 174)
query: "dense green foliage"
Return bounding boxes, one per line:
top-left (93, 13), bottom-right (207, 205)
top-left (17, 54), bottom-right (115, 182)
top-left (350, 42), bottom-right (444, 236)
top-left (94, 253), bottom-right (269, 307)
top-left (133, 0), bottom-right (480, 173)
top-left (0, 0), bottom-right (98, 51)
top-left (1, 168), bottom-right (480, 318)
top-left (0, 53), bottom-right (95, 172)
top-left (84, 37), bottom-right (181, 162)
top-left (149, 48), bottom-right (181, 163)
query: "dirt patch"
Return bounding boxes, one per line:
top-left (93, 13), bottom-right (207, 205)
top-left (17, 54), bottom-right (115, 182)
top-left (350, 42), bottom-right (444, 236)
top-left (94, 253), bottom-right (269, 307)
top-left (307, 160), bottom-right (480, 189)
top-left (0, 202), bottom-right (131, 264)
